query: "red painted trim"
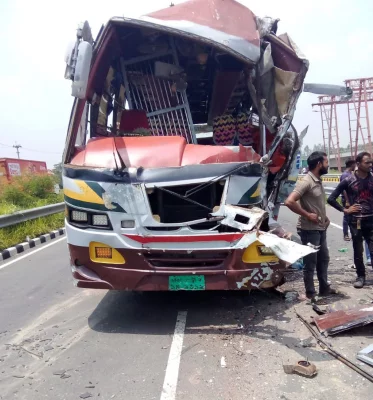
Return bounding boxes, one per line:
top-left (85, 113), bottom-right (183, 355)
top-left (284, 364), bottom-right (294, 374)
top-left (123, 233), bottom-right (244, 244)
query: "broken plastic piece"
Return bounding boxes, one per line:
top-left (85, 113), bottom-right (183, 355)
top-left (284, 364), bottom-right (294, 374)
top-left (357, 344), bottom-right (373, 367)
top-left (256, 232), bottom-right (318, 264)
top-left (283, 360), bottom-right (317, 377)
top-left (211, 205), bottom-right (267, 232)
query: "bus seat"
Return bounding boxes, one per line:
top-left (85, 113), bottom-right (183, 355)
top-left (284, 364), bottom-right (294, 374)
top-left (119, 109), bottom-right (150, 132)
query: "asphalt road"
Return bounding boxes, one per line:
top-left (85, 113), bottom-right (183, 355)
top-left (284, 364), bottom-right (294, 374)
top-left (0, 206), bottom-right (372, 400)
top-left (322, 181), bottom-right (338, 196)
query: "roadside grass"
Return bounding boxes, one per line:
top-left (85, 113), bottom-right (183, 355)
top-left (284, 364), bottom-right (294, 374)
top-left (0, 196), bottom-right (63, 215)
top-left (0, 175), bottom-right (65, 251)
top-left (0, 214), bottom-right (65, 251)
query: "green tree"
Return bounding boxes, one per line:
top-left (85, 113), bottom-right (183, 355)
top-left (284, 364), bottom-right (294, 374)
top-left (302, 145), bottom-right (311, 157)
top-left (312, 143), bottom-right (324, 152)
top-left (52, 162), bottom-right (63, 188)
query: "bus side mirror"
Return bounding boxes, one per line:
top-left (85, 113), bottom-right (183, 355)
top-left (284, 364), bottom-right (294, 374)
top-left (71, 41), bottom-right (92, 99)
top-left (64, 21), bottom-right (93, 99)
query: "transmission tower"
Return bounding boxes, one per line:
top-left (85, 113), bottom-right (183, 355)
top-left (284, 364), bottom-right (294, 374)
top-left (312, 77), bottom-right (373, 171)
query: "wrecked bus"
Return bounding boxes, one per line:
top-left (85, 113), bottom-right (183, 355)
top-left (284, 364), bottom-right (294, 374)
top-left (62, 0), bottom-right (321, 291)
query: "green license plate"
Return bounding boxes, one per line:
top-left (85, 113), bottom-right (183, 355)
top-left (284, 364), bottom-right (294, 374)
top-left (169, 275), bottom-right (205, 291)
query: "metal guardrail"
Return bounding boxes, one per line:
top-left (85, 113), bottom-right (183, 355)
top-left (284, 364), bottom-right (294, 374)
top-left (0, 203), bottom-right (64, 229)
top-left (298, 173), bottom-right (341, 182)
top-left (298, 174), bottom-right (341, 178)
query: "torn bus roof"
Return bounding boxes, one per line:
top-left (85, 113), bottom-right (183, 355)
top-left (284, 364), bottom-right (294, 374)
top-left (126, 0), bottom-right (261, 64)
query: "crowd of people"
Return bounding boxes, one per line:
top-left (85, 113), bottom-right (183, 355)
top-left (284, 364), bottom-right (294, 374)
top-left (284, 151), bottom-right (373, 302)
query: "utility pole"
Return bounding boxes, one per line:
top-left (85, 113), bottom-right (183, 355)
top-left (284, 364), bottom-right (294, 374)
top-left (13, 143), bottom-right (22, 159)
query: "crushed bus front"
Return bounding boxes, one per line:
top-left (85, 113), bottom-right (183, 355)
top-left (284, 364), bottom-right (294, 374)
top-left (62, 0), bottom-right (317, 291)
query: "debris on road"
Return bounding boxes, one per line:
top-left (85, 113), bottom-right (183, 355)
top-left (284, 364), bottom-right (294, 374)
top-left (283, 360), bottom-right (317, 377)
top-left (300, 337), bottom-right (316, 348)
top-left (53, 370), bottom-right (66, 376)
top-left (284, 291), bottom-right (298, 303)
top-left (338, 248), bottom-right (348, 253)
top-left (357, 344), bottom-right (373, 367)
top-left (296, 311), bottom-right (373, 383)
top-left (220, 356), bottom-right (226, 368)
top-left (325, 302), bottom-right (354, 313)
top-left (313, 305), bottom-right (373, 336)
top-left (79, 393), bottom-right (93, 399)
top-left (312, 304), bottom-right (326, 315)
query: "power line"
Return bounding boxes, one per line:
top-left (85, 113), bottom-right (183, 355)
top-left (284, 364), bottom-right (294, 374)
top-left (0, 142), bottom-right (61, 155)
top-left (21, 146), bottom-right (61, 155)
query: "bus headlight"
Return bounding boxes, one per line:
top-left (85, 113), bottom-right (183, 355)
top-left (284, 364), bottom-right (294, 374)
top-left (92, 214), bottom-right (109, 226)
top-left (67, 206), bottom-right (112, 230)
top-left (242, 241), bottom-right (278, 263)
top-left (71, 210), bottom-right (88, 222)
top-left (257, 246), bottom-right (275, 256)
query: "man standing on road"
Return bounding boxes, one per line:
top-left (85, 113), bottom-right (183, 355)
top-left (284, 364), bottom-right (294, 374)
top-left (285, 152), bottom-right (332, 301)
top-left (340, 160), bottom-right (371, 265)
top-left (328, 152), bottom-right (373, 288)
top-left (340, 159), bottom-right (356, 241)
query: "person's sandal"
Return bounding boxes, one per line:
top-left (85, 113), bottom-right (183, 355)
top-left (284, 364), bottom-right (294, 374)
top-left (344, 235), bottom-right (351, 241)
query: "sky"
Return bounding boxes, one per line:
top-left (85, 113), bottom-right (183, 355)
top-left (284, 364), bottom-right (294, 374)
top-left (0, 0), bottom-right (372, 168)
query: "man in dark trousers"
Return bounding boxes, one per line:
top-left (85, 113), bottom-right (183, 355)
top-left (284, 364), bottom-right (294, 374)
top-left (285, 152), bottom-right (332, 301)
top-left (340, 159), bottom-right (356, 241)
top-left (328, 152), bottom-right (373, 288)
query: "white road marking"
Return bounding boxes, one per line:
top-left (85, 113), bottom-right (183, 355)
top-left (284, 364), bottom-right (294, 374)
top-left (330, 222), bottom-right (343, 230)
top-left (324, 186), bottom-right (337, 191)
top-left (0, 237), bottom-right (66, 271)
top-left (160, 311), bottom-right (188, 400)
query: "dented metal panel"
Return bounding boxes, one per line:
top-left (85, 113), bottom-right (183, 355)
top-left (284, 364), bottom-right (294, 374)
top-left (141, 0), bottom-right (261, 63)
top-left (314, 306), bottom-right (373, 336)
top-left (211, 205), bottom-right (267, 232)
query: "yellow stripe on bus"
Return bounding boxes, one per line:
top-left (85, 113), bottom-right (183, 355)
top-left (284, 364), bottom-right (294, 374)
top-left (63, 180), bottom-right (105, 205)
top-left (251, 185), bottom-right (261, 198)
